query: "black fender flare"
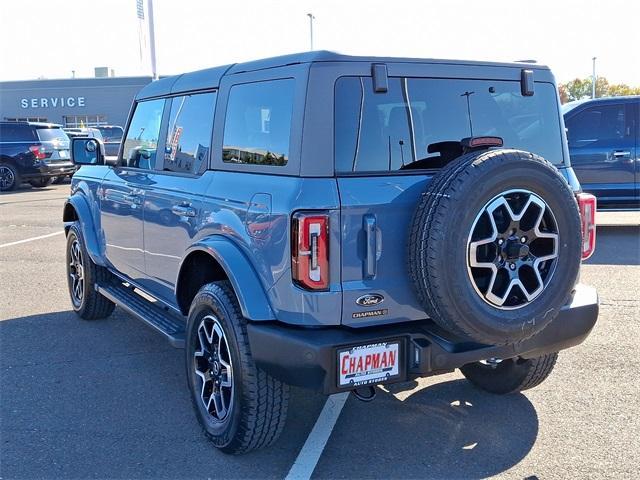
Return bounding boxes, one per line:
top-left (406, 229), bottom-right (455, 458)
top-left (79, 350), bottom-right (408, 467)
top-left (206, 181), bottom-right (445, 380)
top-left (63, 194), bottom-right (105, 267)
top-left (177, 236), bottom-right (275, 321)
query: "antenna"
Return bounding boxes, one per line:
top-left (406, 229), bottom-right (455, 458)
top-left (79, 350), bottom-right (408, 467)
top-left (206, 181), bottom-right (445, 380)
top-left (461, 91), bottom-right (475, 137)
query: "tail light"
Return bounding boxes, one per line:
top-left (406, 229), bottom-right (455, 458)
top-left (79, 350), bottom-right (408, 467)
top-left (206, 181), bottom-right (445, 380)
top-left (29, 145), bottom-right (47, 160)
top-left (577, 193), bottom-right (596, 260)
top-left (292, 212), bottom-right (329, 290)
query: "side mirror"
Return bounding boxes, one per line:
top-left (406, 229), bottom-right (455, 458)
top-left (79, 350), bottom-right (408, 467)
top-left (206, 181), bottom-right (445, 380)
top-left (71, 138), bottom-right (105, 166)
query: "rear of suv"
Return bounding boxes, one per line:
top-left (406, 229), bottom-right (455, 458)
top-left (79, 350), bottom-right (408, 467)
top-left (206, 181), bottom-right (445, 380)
top-left (0, 121), bottom-right (74, 191)
top-left (64, 52), bottom-right (599, 454)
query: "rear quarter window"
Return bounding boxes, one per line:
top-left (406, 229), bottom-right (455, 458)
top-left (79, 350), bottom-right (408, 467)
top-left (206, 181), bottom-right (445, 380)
top-left (222, 79), bottom-right (294, 166)
top-left (0, 124), bottom-right (37, 142)
top-left (335, 77), bottom-right (564, 173)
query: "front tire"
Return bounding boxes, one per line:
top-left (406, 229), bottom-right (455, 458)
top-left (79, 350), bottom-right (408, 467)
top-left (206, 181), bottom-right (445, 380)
top-left (460, 353), bottom-right (558, 394)
top-left (186, 281), bottom-right (289, 454)
top-left (66, 224), bottom-right (115, 320)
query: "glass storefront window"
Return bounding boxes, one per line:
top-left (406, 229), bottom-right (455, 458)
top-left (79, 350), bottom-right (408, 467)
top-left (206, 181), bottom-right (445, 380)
top-left (64, 115), bottom-right (107, 128)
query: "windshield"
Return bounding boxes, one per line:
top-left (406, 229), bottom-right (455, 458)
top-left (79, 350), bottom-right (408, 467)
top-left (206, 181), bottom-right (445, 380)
top-left (335, 77), bottom-right (565, 173)
top-left (36, 127), bottom-right (70, 145)
top-left (97, 126), bottom-right (124, 142)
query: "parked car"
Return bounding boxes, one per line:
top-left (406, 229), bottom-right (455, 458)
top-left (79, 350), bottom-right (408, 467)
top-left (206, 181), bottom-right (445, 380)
top-left (64, 51), bottom-right (599, 454)
top-left (563, 95), bottom-right (639, 209)
top-left (0, 121), bottom-right (75, 191)
top-left (94, 125), bottom-right (124, 158)
top-left (63, 127), bottom-right (104, 141)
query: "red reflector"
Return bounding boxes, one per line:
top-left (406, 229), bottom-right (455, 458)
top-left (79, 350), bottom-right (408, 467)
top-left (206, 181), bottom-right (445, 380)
top-left (292, 212), bottom-right (329, 290)
top-left (29, 145), bottom-right (46, 160)
top-left (577, 193), bottom-right (596, 260)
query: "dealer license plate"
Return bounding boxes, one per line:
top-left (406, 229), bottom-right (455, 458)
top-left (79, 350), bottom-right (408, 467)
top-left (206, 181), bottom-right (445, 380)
top-left (338, 341), bottom-right (400, 387)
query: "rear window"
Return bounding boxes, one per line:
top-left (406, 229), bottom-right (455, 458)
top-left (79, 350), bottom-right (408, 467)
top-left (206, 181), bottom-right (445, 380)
top-left (335, 77), bottom-right (564, 173)
top-left (0, 123), bottom-right (37, 142)
top-left (36, 127), bottom-right (69, 143)
top-left (97, 126), bottom-right (124, 142)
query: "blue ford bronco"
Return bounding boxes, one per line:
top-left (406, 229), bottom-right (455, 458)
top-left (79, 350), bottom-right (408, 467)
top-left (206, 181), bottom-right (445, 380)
top-left (64, 52), bottom-right (599, 454)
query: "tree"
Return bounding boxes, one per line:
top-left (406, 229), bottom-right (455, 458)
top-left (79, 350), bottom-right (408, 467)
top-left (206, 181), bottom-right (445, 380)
top-left (558, 76), bottom-right (640, 104)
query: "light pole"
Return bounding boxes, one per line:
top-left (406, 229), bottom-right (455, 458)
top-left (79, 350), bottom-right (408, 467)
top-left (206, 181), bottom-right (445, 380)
top-left (148, 0), bottom-right (158, 80)
top-left (592, 57), bottom-right (597, 99)
top-left (307, 13), bottom-right (315, 51)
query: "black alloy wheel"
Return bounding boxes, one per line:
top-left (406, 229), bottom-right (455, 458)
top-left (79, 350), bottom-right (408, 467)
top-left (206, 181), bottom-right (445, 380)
top-left (0, 164), bottom-right (18, 191)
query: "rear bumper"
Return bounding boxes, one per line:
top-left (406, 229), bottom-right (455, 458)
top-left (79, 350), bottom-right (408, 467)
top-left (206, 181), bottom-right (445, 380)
top-left (247, 284), bottom-right (598, 395)
top-left (21, 162), bottom-right (76, 179)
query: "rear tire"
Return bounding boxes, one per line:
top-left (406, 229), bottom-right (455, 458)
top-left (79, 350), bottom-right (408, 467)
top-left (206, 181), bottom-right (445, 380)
top-left (460, 353), bottom-right (558, 394)
top-left (66, 223), bottom-right (115, 320)
top-left (0, 164), bottom-right (20, 191)
top-left (29, 177), bottom-right (52, 188)
top-left (186, 281), bottom-right (289, 454)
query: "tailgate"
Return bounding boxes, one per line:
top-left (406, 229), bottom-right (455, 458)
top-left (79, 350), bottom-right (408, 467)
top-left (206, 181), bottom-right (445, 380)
top-left (338, 174), bottom-right (433, 326)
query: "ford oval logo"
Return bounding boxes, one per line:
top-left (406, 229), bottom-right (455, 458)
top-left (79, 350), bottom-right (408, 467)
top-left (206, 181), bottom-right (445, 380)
top-left (356, 294), bottom-right (384, 307)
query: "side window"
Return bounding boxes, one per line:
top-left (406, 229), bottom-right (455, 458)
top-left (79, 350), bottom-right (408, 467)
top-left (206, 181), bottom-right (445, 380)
top-left (0, 124), bottom-right (37, 142)
top-left (122, 98), bottom-right (165, 169)
top-left (163, 92), bottom-right (217, 175)
top-left (566, 104), bottom-right (626, 148)
top-left (223, 79), bottom-right (294, 166)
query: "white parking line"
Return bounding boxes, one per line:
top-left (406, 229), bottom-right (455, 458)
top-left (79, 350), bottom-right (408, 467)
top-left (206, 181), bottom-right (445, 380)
top-left (285, 392), bottom-right (350, 480)
top-left (0, 231), bottom-right (64, 248)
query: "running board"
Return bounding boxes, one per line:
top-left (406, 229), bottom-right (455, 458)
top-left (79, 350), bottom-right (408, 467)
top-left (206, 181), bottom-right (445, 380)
top-left (97, 282), bottom-right (186, 348)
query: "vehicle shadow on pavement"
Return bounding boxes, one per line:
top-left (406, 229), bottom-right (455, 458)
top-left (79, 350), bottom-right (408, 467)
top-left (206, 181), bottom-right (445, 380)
top-left (316, 379), bottom-right (538, 479)
top-left (0, 184), bottom-right (60, 197)
top-left (0, 309), bottom-right (326, 479)
top-left (585, 226), bottom-right (640, 266)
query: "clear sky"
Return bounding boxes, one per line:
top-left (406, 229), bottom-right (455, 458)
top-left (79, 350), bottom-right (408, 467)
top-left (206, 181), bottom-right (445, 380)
top-left (1, 0), bottom-right (638, 85)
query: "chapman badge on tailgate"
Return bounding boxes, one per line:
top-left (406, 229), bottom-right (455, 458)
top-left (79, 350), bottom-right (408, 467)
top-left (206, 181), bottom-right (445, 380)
top-left (356, 294), bottom-right (384, 307)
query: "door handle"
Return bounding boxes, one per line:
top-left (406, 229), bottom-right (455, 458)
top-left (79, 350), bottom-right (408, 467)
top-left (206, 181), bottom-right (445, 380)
top-left (171, 204), bottom-right (197, 217)
top-left (363, 214), bottom-right (381, 279)
top-left (613, 150), bottom-right (631, 157)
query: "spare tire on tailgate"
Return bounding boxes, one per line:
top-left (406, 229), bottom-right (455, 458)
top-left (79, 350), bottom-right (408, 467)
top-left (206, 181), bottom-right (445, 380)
top-left (408, 149), bottom-right (582, 345)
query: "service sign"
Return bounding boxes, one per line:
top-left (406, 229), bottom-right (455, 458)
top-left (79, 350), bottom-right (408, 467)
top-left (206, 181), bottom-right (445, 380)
top-left (338, 341), bottom-right (400, 387)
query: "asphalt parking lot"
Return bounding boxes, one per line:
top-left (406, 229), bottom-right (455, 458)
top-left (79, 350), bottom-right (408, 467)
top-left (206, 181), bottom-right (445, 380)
top-left (1, 183), bottom-right (639, 480)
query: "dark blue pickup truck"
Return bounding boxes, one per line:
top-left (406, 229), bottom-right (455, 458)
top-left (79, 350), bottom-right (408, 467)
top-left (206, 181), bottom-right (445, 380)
top-left (563, 96), bottom-right (640, 210)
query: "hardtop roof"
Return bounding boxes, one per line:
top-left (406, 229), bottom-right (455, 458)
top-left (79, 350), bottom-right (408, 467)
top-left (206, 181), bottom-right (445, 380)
top-left (135, 50), bottom-right (548, 100)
